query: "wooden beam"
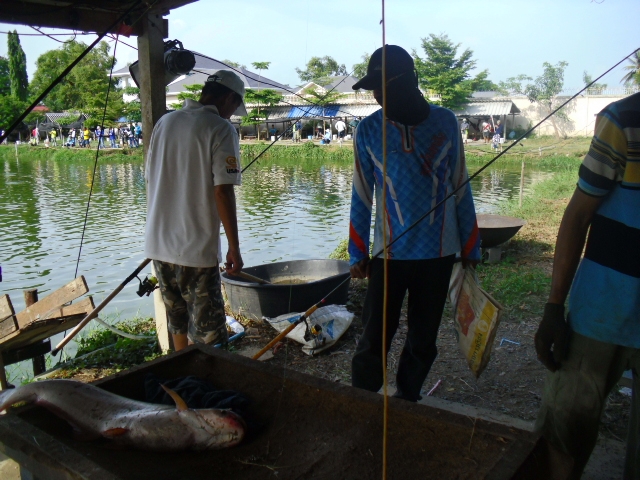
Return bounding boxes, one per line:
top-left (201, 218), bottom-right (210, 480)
top-left (23, 290), bottom-right (47, 376)
top-left (2, 340), bottom-right (51, 367)
top-left (15, 277), bottom-right (89, 329)
top-left (137, 12), bottom-right (168, 160)
top-left (0, 4), bottom-right (143, 35)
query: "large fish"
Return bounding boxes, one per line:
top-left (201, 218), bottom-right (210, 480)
top-left (0, 379), bottom-right (245, 451)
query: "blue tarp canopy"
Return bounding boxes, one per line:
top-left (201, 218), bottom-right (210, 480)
top-left (287, 105), bottom-right (340, 118)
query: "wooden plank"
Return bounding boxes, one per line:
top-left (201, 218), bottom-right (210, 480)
top-left (0, 315), bottom-right (85, 352)
top-left (18, 297), bottom-right (95, 330)
top-left (15, 277), bottom-right (89, 329)
top-left (0, 295), bottom-right (18, 339)
top-left (0, 294), bottom-right (14, 321)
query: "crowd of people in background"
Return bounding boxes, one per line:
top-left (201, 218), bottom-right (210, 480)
top-left (25, 122), bottom-right (143, 149)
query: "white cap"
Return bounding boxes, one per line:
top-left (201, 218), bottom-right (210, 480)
top-left (205, 70), bottom-right (247, 116)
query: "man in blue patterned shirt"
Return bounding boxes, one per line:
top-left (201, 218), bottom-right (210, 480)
top-left (348, 45), bottom-right (481, 402)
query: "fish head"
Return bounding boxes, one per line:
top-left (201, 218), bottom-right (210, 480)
top-left (182, 408), bottom-right (246, 450)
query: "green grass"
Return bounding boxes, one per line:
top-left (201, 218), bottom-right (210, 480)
top-left (1, 143), bottom-right (354, 164)
top-left (51, 317), bottom-right (162, 377)
top-left (476, 260), bottom-right (550, 319)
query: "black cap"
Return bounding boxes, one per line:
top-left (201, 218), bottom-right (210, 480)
top-left (352, 45), bottom-right (415, 91)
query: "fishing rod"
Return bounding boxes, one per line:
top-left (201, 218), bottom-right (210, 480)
top-left (0, 0), bottom-right (147, 144)
top-left (252, 45), bottom-right (640, 360)
top-left (52, 258), bottom-right (151, 355)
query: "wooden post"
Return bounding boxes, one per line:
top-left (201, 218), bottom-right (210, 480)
top-left (23, 289), bottom-right (46, 376)
top-left (519, 160), bottom-right (525, 208)
top-left (137, 12), bottom-right (168, 160)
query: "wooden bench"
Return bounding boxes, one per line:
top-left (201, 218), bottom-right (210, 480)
top-left (0, 277), bottom-right (94, 389)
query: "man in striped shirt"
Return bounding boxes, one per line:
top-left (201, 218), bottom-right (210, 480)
top-left (535, 92), bottom-right (640, 478)
top-left (348, 45), bottom-right (481, 402)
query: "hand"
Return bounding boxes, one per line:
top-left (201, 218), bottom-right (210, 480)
top-left (534, 303), bottom-right (572, 372)
top-left (461, 258), bottom-right (480, 269)
top-left (350, 257), bottom-right (370, 279)
top-left (224, 248), bottom-right (244, 276)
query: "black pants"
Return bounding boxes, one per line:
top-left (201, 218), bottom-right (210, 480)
top-left (352, 256), bottom-right (455, 401)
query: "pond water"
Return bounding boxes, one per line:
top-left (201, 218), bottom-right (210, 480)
top-left (0, 148), bottom-right (550, 379)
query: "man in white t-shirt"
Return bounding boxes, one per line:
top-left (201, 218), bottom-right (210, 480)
top-left (145, 70), bottom-right (248, 351)
top-left (334, 118), bottom-right (347, 145)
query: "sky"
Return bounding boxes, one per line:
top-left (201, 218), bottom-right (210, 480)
top-left (0, 0), bottom-right (638, 92)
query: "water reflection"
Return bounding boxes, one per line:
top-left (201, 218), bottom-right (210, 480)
top-left (0, 150), bottom-right (549, 380)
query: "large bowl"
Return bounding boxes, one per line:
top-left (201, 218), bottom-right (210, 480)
top-left (221, 259), bottom-right (351, 320)
top-left (477, 214), bottom-right (526, 248)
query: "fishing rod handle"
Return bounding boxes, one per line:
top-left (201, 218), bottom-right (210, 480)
top-left (252, 316), bottom-right (304, 360)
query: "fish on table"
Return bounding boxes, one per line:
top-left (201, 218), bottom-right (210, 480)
top-left (0, 379), bottom-right (245, 451)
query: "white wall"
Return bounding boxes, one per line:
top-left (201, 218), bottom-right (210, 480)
top-left (510, 94), bottom-right (627, 137)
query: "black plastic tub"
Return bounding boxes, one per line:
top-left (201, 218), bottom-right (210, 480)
top-left (221, 259), bottom-right (351, 320)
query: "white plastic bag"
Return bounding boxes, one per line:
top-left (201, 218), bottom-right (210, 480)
top-left (448, 263), bottom-right (503, 378)
top-left (225, 316), bottom-right (245, 335)
top-left (264, 305), bottom-right (354, 356)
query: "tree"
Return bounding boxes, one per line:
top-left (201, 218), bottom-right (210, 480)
top-left (121, 86), bottom-right (141, 121)
top-left (302, 86), bottom-right (343, 134)
top-left (222, 59), bottom-right (246, 69)
top-left (499, 61), bottom-right (569, 138)
top-left (296, 56), bottom-right (347, 83)
top-left (0, 95), bottom-right (26, 130)
top-left (352, 53), bottom-right (371, 81)
top-left (169, 84), bottom-right (202, 109)
top-left (413, 34), bottom-right (490, 109)
top-left (242, 89), bottom-right (283, 128)
top-left (29, 40), bottom-right (116, 113)
top-left (621, 51), bottom-right (640, 86)
top-left (7, 31), bottom-right (29, 101)
top-left (583, 71), bottom-right (607, 94)
top-left (0, 56), bottom-right (10, 96)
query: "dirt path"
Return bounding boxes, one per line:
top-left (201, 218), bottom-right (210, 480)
top-left (236, 254), bottom-right (631, 445)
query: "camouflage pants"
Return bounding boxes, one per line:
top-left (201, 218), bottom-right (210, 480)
top-left (153, 260), bottom-right (228, 345)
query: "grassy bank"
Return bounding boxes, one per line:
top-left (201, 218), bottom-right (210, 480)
top-left (1, 143), bottom-right (354, 164)
top-left (47, 317), bottom-right (162, 381)
top-left (475, 157), bottom-right (580, 320)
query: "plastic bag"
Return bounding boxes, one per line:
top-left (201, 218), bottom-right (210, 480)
top-left (264, 305), bottom-right (354, 356)
top-left (448, 263), bottom-right (503, 378)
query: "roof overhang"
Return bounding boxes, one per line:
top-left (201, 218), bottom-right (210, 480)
top-left (0, 0), bottom-right (197, 35)
top-left (453, 100), bottom-right (521, 117)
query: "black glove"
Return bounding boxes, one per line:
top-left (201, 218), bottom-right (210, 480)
top-left (534, 303), bottom-right (572, 372)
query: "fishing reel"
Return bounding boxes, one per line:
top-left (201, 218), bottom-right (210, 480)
top-left (136, 275), bottom-right (158, 297)
top-left (303, 321), bottom-right (326, 348)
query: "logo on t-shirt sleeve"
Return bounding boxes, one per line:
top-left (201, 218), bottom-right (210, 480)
top-left (225, 156), bottom-right (239, 174)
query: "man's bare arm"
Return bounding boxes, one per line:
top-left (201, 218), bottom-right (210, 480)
top-left (215, 184), bottom-right (243, 275)
top-left (548, 187), bottom-right (604, 305)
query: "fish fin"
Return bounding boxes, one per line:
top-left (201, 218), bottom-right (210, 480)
top-left (161, 384), bottom-right (188, 412)
top-left (102, 427), bottom-right (129, 437)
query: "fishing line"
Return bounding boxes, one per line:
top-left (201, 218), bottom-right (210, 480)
top-left (284, 45), bottom-right (640, 346)
top-left (30, 25), bottom-right (77, 44)
top-left (0, 0), bottom-right (147, 144)
top-left (380, 2), bottom-right (389, 478)
top-left (73, 34), bottom-right (120, 279)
